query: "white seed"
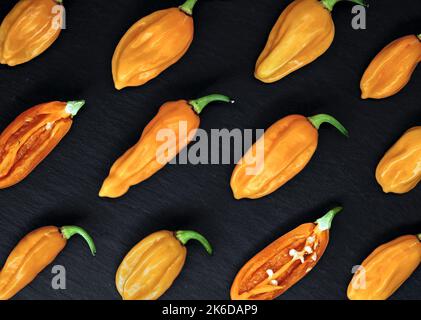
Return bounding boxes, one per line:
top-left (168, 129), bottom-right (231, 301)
top-left (289, 249), bottom-right (297, 257)
top-left (307, 236), bottom-right (315, 243)
top-left (266, 269), bottom-right (274, 278)
top-left (312, 253), bottom-right (317, 261)
top-left (45, 122), bottom-right (53, 130)
top-left (270, 280), bottom-right (278, 286)
top-left (304, 246), bottom-right (313, 254)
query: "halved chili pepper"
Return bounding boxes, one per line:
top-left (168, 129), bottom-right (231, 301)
top-left (99, 94), bottom-right (233, 198)
top-left (361, 34), bottom-right (421, 99)
top-left (0, 100), bottom-right (85, 189)
top-left (255, 0), bottom-right (365, 83)
top-left (348, 234), bottom-right (421, 300)
top-left (116, 230), bottom-right (212, 300)
top-left (0, 225), bottom-right (96, 300)
top-left (0, 0), bottom-right (64, 66)
top-left (112, 0), bottom-right (199, 89)
top-left (230, 207), bottom-right (342, 300)
top-left (231, 114), bottom-right (348, 200)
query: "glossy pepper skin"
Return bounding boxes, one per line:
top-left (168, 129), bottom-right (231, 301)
top-left (116, 230), bottom-right (212, 300)
top-left (255, 0), bottom-right (364, 83)
top-left (112, 0), bottom-right (199, 90)
top-left (0, 100), bottom-right (85, 189)
top-left (0, 225), bottom-right (96, 300)
top-left (347, 234), bottom-right (421, 300)
top-left (99, 94), bottom-right (232, 198)
top-left (361, 35), bottom-right (421, 99)
top-left (0, 0), bottom-right (64, 66)
top-left (231, 114), bottom-right (348, 200)
top-left (376, 127), bottom-right (421, 194)
top-left (231, 207), bottom-right (342, 300)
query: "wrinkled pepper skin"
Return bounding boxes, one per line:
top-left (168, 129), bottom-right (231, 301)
top-left (347, 234), bottom-right (421, 300)
top-left (0, 100), bottom-right (85, 189)
top-left (231, 114), bottom-right (348, 200)
top-left (376, 127), bottom-right (421, 194)
top-left (361, 35), bottom-right (421, 99)
top-left (0, 0), bottom-right (63, 66)
top-left (255, 0), bottom-right (334, 83)
top-left (112, 0), bottom-right (199, 90)
top-left (231, 207), bottom-right (342, 300)
top-left (99, 94), bottom-right (232, 198)
top-left (0, 225), bottom-right (96, 300)
top-left (116, 230), bottom-right (212, 300)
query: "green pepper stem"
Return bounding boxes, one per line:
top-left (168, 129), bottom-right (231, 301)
top-left (321, 0), bottom-right (366, 12)
top-left (417, 234), bottom-right (421, 241)
top-left (179, 0), bottom-right (199, 15)
top-left (315, 207), bottom-right (343, 231)
top-left (61, 226), bottom-right (96, 256)
top-left (417, 34), bottom-right (421, 41)
top-left (308, 114), bottom-right (349, 137)
top-left (175, 230), bottom-right (213, 255)
top-left (189, 94), bottom-right (234, 115)
top-left (65, 100), bottom-right (86, 118)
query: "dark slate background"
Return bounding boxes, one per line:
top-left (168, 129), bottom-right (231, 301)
top-left (0, 0), bottom-right (420, 300)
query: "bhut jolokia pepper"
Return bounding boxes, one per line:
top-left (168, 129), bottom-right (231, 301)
top-left (0, 0), bottom-right (64, 66)
top-left (0, 100), bottom-right (85, 189)
top-left (255, 0), bottom-right (365, 83)
top-left (116, 230), bottom-right (212, 300)
top-left (231, 207), bottom-right (342, 300)
top-left (347, 234), bottom-right (421, 300)
top-left (361, 34), bottom-right (421, 99)
top-left (99, 94), bottom-right (232, 198)
top-left (376, 127), bottom-right (421, 194)
top-left (112, 0), bottom-right (199, 90)
top-left (0, 225), bottom-right (96, 300)
top-left (231, 114), bottom-right (348, 200)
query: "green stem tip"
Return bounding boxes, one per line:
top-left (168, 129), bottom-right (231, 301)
top-left (315, 207), bottom-right (343, 231)
top-left (321, 0), bottom-right (367, 12)
top-left (417, 34), bottom-right (421, 41)
top-left (417, 234), bottom-right (421, 241)
top-left (179, 0), bottom-right (199, 15)
top-left (189, 94), bottom-right (234, 115)
top-left (60, 226), bottom-right (97, 256)
top-left (308, 114), bottom-right (349, 137)
top-left (175, 230), bottom-right (213, 255)
top-left (65, 100), bottom-right (86, 118)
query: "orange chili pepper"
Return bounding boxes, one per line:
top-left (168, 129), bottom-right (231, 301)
top-left (231, 207), bottom-right (342, 300)
top-left (0, 0), bottom-right (64, 66)
top-left (99, 94), bottom-right (232, 198)
top-left (231, 114), bottom-right (348, 200)
top-left (255, 0), bottom-right (365, 83)
top-left (347, 234), bottom-right (421, 300)
top-left (376, 126), bottom-right (421, 194)
top-left (0, 225), bottom-right (96, 300)
top-left (112, 0), bottom-right (199, 90)
top-left (361, 34), bottom-right (421, 99)
top-left (116, 230), bottom-right (212, 300)
top-left (0, 100), bottom-right (85, 189)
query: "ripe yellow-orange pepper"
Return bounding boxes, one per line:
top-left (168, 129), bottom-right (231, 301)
top-left (376, 127), bottom-right (421, 194)
top-left (347, 234), bottom-right (421, 300)
top-left (231, 114), bottom-right (348, 200)
top-left (0, 225), bottom-right (96, 300)
top-left (255, 0), bottom-right (365, 83)
top-left (231, 207), bottom-right (342, 300)
top-left (99, 94), bottom-right (232, 198)
top-left (361, 34), bottom-right (421, 99)
top-left (116, 230), bottom-right (212, 300)
top-left (0, 0), bottom-right (64, 66)
top-left (0, 100), bottom-right (85, 189)
top-left (112, 0), bottom-right (199, 89)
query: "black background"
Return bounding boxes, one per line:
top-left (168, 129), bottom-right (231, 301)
top-left (0, 0), bottom-right (420, 300)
